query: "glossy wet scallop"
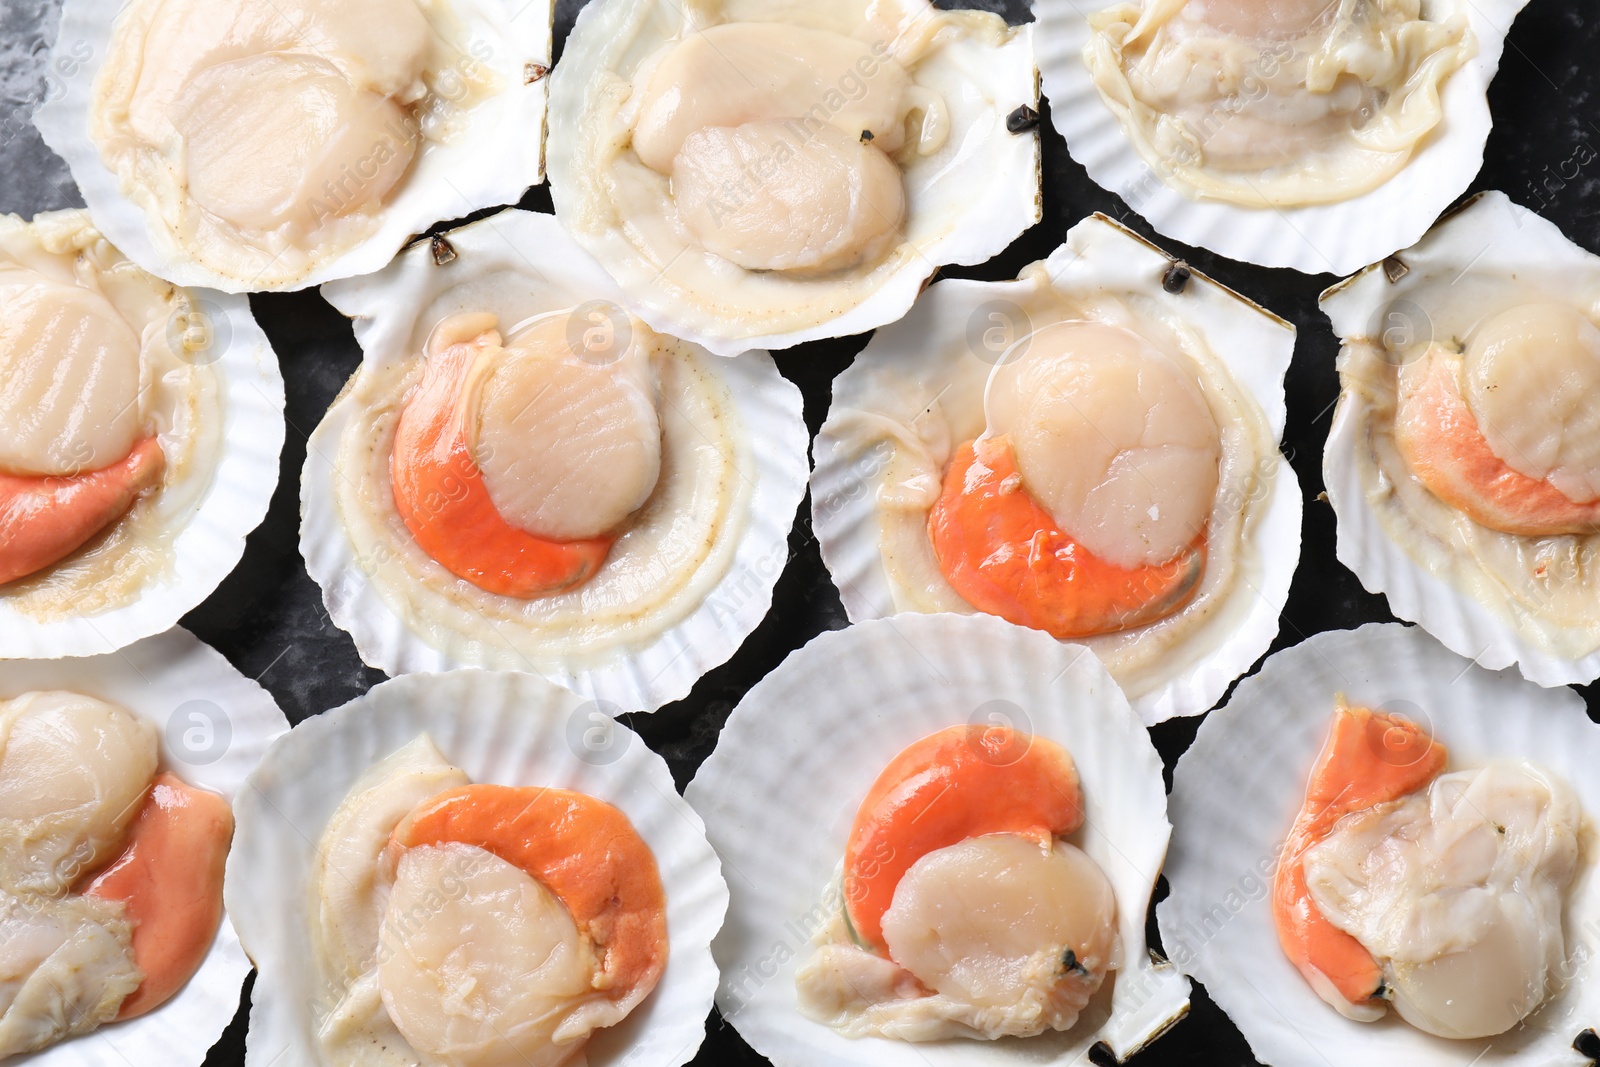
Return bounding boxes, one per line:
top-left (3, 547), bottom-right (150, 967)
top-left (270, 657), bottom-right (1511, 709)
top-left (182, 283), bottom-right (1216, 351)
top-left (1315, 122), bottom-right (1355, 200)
top-left (307, 209), bottom-right (807, 711)
top-left (472, 314), bottom-right (662, 542)
top-left (1034, 0), bottom-right (1529, 272)
top-left (0, 692), bottom-right (157, 896)
top-left (38, 0), bottom-right (553, 292)
top-left (314, 739), bottom-right (669, 1066)
top-left (547, 0), bottom-right (1039, 354)
top-left (1303, 760), bottom-right (1579, 1040)
top-left (377, 842), bottom-right (598, 1067)
top-left (1322, 191), bottom-right (1600, 683)
top-left (687, 613), bottom-right (1188, 1065)
top-left (0, 629), bottom-right (287, 1066)
top-left (811, 213), bottom-right (1299, 722)
top-left (1158, 623), bottom-right (1600, 1067)
top-left (1457, 302), bottom-right (1600, 503)
top-left (879, 835), bottom-right (1118, 1022)
top-left (0, 270), bottom-right (143, 477)
top-left (226, 669), bottom-right (725, 1067)
top-left (986, 320), bottom-right (1222, 568)
top-left (0, 211), bottom-right (282, 660)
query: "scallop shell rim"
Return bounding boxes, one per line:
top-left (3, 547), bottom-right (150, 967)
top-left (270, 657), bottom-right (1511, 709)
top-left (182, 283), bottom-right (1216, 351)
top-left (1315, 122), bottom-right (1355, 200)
top-left (1033, 0), bottom-right (1532, 276)
top-left (808, 212), bottom-right (1302, 723)
top-left (33, 0), bottom-right (557, 294)
top-left (1319, 189), bottom-right (1600, 687)
top-left (1156, 621), bottom-right (1600, 1067)
top-left (685, 612), bottom-right (1191, 1065)
top-left (0, 625), bottom-right (291, 1067)
top-left (0, 214), bottom-right (286, 661)
top-left (223, 668), bottom-right (727, 1067)
top-left (545, 0), bottom-right (1044, 357)
top-left (303, 208), bottom-right (810, 712)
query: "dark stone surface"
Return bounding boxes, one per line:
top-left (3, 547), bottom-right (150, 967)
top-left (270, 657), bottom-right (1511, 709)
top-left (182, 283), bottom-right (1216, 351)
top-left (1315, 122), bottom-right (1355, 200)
top-left (1, 0), bottom-right (1597, 1064)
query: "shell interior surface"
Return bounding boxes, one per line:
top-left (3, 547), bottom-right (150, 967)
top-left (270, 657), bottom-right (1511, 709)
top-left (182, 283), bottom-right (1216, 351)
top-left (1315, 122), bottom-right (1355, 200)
top-left (1034, 0), bottom-right (1531, 274)
top-left (811, 213), bottom-right (1300, 723)
top-left (34, 0), bottom-right (555, 293)
top-left (546, 0), bottom-right (1042, 356)
top-left (1322, 190), bottom-right (1600, 686)
top-left (307, 209), bottom-right (808, 712)
top-left (685, 613), bottom-right (1189, 1066)
top-left (1157, 622), bottom-right (1600, 1067)
top-left (0, 210), bottom-right (284, 660)
top-left (0, 627), bottom-right (290, 1067)
top-left (225, 669), bottom-right (726, 1067)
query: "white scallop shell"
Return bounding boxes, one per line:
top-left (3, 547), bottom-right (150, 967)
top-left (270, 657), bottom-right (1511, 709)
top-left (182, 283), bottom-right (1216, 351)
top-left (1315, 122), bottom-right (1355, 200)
top-left (0, 216), bottom-right (285, 661)
top-left (685, 613), bottom-right (1190, 1065)
top-left (305, 209), bottom-right (807, 712)
top-left (546, 0), bottom-right (1042, 357)
top-left (1321, 191), bottom-right (1600, 686)
top-left (33, 0), bottom-right (554, 293)
top-left (1034, 0), bottom-right (1529, 275)
top-left (1156, 622), bottom-right (1600, 1067)
top-left (0, 626), bottom-right (291, 1067)
top-left (810, 213), bottom-right (1301, 723)
top-left (225, 669), bottom-right (726, 1067)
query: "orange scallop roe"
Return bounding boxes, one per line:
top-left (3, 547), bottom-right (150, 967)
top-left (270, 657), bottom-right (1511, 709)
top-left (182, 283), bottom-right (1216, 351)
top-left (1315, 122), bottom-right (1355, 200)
top-left (1272, 704), bottom-right (1446, 1008)
top-left (389, 783), bottom-right (667, 1001)
top-left (390, 328), bottom-right (613, 598)
top-left (82, 773), bottom-right (234, 1020)
top-left (843, 724), bottom-right (1083, 956)
top-left (1395, 350), bottom-right (1600, 536)
top-left (0, 436), bottom-right (164, 585)
top-left (928, 435), bottom-right (1205, 639)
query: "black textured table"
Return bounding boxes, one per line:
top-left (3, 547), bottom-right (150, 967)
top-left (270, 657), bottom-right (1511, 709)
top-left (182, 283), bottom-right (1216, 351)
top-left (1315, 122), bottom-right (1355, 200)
top-left (2, 1), bottom-right (1597, 1064)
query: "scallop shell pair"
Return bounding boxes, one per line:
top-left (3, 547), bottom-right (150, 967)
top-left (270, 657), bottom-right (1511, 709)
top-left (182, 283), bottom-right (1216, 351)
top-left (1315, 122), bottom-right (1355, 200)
top-left (0, 627), bottom-right (290, 1067)
top-left (1159, 622), bottom-right (1600, 1066)
top-left (547, 0), bottom-right (1041, 355)
top-left (303, 209), bottom-right (809, 712)
top-left (689, 612), bottom-right (1190, 1066)
top-left (0, 210), bottom-right (284, 661)
top-left (1034, 0), bottom-right (1531, 274)
top-left (811, 213), bottom-right (1301, 723)
top-left (227, 668), bottom-right (727, 1067)
top-left (1323, 191), bottom-right (1600, 687)
top-left (35, 0), bottom-right (555, 292)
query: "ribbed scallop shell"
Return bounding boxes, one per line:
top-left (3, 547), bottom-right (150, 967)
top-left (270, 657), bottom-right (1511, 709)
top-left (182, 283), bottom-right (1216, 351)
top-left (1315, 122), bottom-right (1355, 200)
top-left (0, 212), bottom-right (284, 660)
top-left (304, 209), bottom-right (809, 712)
top-left (546, 0), bottom-right (1041, 357)
top-left (1157, 622), bottom-right (1600, 1067)
top-left (1033, 0), bottom-right (1529, 274)
top-left (225, 669), bottom-right (726, 1067)
top-left (685, 613), bottom-right (1190, 1065)
top-left (1321, 191), bottom-right (1600, 686)
top-left (0, 626), bottom-right (291, 1067)
top-left (810, 213), bottom-right (1300, 723)
top-left (33, 0), bottom-right (554, 292)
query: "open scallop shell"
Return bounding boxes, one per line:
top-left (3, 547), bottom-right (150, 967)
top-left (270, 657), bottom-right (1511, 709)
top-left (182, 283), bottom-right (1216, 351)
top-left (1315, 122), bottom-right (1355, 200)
top-left (0, 211), bottom-right (284, 661)
top-left (810, 213), bottom-right (1301, 723)
top-left (0, 625), bottom-right (291, 1067)
top-left (546, 0), bottom-right (1041, 357)
top-left (225, 669), bottom-right (726, 1067)
top-left (1034, 0), bottom-right (1530, 275)
top-left (33, 0), bottom-right (554, 293)
top-left (1322, 191), bottom-right (1600, 686)
top-left (306, 208), bottom-right (808, 712)
top-left (685, 613), bottom-right (1190, 1065)
top-left (1156, 622), bottom-right (1600, 1067)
